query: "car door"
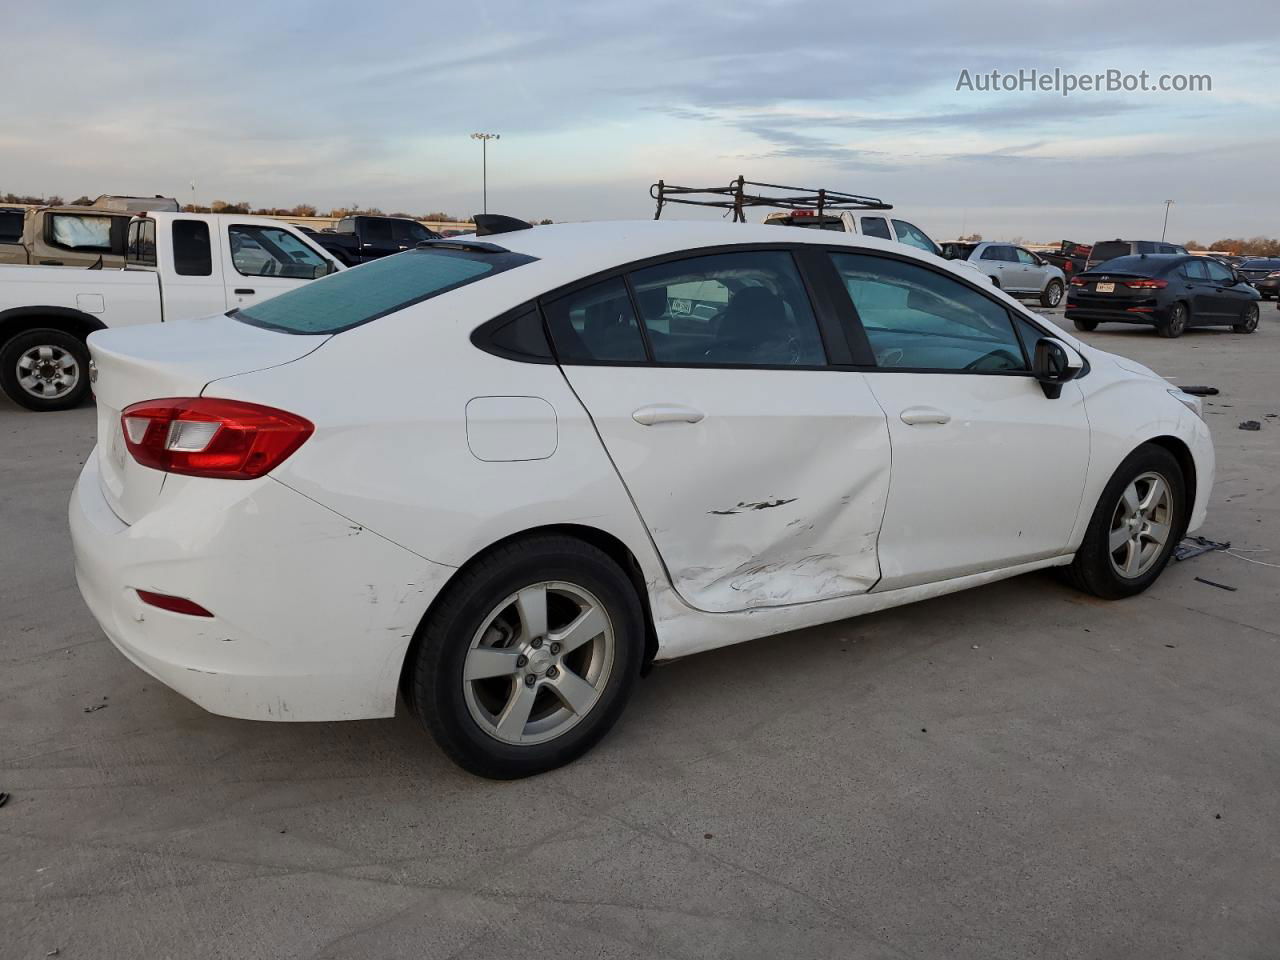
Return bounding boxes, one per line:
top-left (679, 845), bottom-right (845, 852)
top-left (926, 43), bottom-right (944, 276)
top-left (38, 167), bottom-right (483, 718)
top-left (158, 218), bottom-right (229, 320)
top-left (1014, 247), bottom-right (1045, 293)
top-left (1201, 258), bottom-right (1247, 321)
top-left (223, 223), bottom-right (332, 311)
top-left (828, 250), bottom-right (1090, 590)
top-left (1177, 259), bottom-right (1217, 319)
top-left (545, 248), bottom-right (892, 613)
top-left (979, 245), bottom-right (1013, 286)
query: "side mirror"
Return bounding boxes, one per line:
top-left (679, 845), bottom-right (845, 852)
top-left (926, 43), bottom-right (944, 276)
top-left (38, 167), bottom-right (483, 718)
top-left (1033, 337), bottom-right (1083, 399)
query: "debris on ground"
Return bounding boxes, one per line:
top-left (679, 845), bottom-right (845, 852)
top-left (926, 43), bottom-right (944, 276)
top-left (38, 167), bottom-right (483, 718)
top-left (0, 791), bottom-right (9, 808)
top-left (1178, 385), bottom-right (1219, 396)
top-left (1194, 576), bottom-right (1238, 592)
top-left (83, 703), bottom-right (108, 713)
top-left (1239, 420), bottom-right (1262, 431)
top-left (1174, 536), bottom-right (1231, 562)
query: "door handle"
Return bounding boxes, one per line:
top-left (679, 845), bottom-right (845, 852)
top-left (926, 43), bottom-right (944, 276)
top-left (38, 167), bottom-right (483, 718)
top-left (900, 406), bottom-right (951, 426)
top-left (632, 404), bottom-right (705, 426)
top-left (234, 288), bottom-right (255, 295)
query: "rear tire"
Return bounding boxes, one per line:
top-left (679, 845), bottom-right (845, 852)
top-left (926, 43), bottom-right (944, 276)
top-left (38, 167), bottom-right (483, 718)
top-left (1233, 303), bottom-right (1259, 334)
top-left (0, 328), bottom-right (91, 412)
top-left (1158, 302), bottom-right (1188, 338)
top-left (1068, 444), bottom-right (1186, 600)
top-left (410, 535), bottom-right (644, 779)
top-left (1073, 319), bottom-right (1098, 332)
top-left (1041, 279), bottom-right (1064, 308)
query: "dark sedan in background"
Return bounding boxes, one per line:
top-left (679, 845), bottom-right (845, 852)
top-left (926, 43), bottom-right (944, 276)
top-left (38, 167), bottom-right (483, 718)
top-left (1066, 254), bottom-right (1261, 338)
top-left (1238, 258), bottom-right (1280, 299)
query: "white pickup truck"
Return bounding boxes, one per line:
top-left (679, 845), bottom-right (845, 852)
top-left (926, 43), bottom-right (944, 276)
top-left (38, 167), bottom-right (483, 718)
top-left (0, 212), bottom-right (342, 411)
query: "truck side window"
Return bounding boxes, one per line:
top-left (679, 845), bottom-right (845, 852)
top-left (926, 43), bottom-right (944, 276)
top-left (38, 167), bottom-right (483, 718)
top-left (126, 219), bottom-right (157, 267)
top-left (228, 225), bottom-right (329, 279)
top-left (49, 213), bottom-right (114, 251)
top-left (860, 217), bottom-right (892, 240)
top-left (172, 220), bottom-right (212, 276)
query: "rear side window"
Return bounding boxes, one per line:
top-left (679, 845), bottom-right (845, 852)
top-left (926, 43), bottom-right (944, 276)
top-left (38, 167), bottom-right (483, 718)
top-left (1181, 260), bottom-right (1209, 280)
top-left (49, 213), bottom-right (114, 251)
top-left (543, 277), bottom-right (647, 363)
top-left (860, 216), bottom-right (892, 239)
top-left (172, 219), bottom-right (212, 276)
top-left (1090, 241), bottom-right (1129, 264)
top-left (0, 209), bottom-right (22, 243)
top-left (629, 251), bottom-right (826, 367)
top-left (235, 246), bottom-right (536, 334)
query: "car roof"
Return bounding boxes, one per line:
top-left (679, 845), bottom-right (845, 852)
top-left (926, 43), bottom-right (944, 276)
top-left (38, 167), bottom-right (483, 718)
top-left (476, 219), bottom-right (957, 291)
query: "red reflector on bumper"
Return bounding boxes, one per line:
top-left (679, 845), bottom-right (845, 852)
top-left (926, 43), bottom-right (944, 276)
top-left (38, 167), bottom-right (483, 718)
top-left (136, 589), bottom-right (214, 617)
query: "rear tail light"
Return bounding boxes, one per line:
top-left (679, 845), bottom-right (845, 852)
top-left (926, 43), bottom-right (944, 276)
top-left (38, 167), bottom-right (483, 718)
top-left (120, 398), bottom-right (313, 479)
top-left (1124, 278), bottom-right (1168, 289)
top-left (1069, 276), bottom-right (1088, 286)
top-left (136, 589), bottom-right (214, 617)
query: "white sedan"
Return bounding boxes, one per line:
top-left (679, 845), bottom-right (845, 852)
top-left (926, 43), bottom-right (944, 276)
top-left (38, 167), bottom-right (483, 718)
top-left (70, 218), bottom-right (1214, 778)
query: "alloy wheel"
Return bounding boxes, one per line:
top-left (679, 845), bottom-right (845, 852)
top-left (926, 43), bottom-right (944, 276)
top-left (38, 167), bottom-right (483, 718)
top-left (1108, 471), bottom-right (1174, 579)
top-left (16, 344), bottom-right (80, 400)
top-left (462, 581), bottom-right (614, 745)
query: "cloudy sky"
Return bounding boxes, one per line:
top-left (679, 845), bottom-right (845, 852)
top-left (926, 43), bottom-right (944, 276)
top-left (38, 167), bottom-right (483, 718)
top-left (6, 0), bottom-right (1278, 243)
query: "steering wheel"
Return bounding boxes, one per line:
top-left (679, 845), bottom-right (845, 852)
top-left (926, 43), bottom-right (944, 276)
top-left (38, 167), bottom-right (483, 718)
top-left (963, 348), bottom-right (1021, 371)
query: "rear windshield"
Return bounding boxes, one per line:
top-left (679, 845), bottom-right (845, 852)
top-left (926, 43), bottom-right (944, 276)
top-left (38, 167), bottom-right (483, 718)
top-left (1090, 242), bottom-right (1130, 262)
top-left (234, 245), bottom-right (537, 334)
top-left (1244, 259), bottom-right (1280, 269)
top-left (1089, 255), bottom-right (1163, 275)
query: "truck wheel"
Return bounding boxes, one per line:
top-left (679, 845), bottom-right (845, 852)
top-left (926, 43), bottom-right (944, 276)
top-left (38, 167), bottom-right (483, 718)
top-left (0, 328), bottom-right (92, 412)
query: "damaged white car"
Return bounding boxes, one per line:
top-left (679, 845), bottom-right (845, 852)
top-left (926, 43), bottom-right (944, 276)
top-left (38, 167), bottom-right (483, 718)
top-left (70, 217), bottom-right (1214, 778)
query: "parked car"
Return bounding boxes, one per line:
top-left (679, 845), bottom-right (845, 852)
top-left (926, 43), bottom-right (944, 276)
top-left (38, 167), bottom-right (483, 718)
top-left (0, 212), bottom-right (340, 411)
top-left (1085, 239), bottom-right (1187, 271)
top-left (0, 196), bottom-right (179, 269)
top-left (71, 217), bottom-right (1214, 778)
top-left (942, 241), bottom-right (1066, 307)
top-left (1066, 254), bottom-right (1261, 337)
top-left (1237, 257), bottom-right (1280, 299)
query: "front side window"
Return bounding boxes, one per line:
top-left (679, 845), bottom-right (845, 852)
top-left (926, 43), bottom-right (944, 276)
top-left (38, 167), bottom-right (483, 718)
top-left (831, 252), bottom-right (1026, 372)
top-left (629, 251), bottom-right (826, 367)
top-left (1204, 259), bottom-right (1234, 283)
top-left (228, 225), bottom-right (329, 279)
top-left (543, 277), bottom-right (647, 363)
top-left (49, 213), bottom-right (113, 251)
top-left (235, 246), bottom-right (535, 334)
top-left (1015, 248), bottom-right (1039, 265)
top-left (0, 209), bottom-right (23, 243)
top-left (394, 220), bottom-right (436, 245)
top-left (172, 219), bottom-right (212, 276)
top-left (860, 216), bottom-right (892, 239)
top-left (891, 219), bottom-right (939, 255)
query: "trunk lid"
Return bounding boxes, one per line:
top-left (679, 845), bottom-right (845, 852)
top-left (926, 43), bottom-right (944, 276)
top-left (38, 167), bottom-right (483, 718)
top-left (88, 314), bottom-right (326, 524)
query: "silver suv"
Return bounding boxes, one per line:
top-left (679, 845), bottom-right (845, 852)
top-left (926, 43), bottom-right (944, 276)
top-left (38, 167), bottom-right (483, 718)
top-left (943, 241), bottom-right (1067, 308)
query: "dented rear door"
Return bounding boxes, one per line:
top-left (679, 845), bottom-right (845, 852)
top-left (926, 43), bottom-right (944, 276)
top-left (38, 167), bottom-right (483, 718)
top-left (546, 248), bottom-right (891, 614)
top-left (564, 365), bottom-right (890, 612)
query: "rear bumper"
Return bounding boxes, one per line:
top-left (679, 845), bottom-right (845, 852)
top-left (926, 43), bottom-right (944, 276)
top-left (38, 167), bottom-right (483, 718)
top-left (1065, 300), bottom-right (1169, 325)
top-left (69, 449), bottom-right (454, 721)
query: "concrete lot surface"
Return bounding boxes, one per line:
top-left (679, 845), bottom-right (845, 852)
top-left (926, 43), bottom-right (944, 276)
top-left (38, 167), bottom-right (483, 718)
top-left (2, 310), bottom-right (1278, 959)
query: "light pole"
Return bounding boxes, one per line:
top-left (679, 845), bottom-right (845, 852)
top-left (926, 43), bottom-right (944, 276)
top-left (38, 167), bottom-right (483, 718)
top-left (1161, 200), bottom-right (1174, 242)
top-left (470, 132), bottom-right (500, 214)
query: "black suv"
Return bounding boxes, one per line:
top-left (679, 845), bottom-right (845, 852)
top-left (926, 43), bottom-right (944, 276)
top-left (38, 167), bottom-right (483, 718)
top-left (1085, 239), bottom-right (1187, 272)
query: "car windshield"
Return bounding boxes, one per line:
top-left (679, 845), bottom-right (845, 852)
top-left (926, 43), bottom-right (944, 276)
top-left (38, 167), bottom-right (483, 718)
top-left (234, 245), bottom-right (537, 334)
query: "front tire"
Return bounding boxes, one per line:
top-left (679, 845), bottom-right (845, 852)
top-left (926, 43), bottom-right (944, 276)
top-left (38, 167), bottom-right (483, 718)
top-left (1041, 279), bottom-right (1064, 308)
top-left (410, 535), bottom-right (644, 779)
top-left (1068, 444), bottom-right (1186, 600)
top-left (1158, 302), bottom-right (1188, 338)
top-left (0, 328), bottom-right (91, 412)
top-left (1233, 303), bottom-right (1259, 334)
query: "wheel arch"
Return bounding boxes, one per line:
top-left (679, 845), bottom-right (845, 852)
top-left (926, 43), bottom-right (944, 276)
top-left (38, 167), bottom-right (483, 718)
top-left (0, 306), bottom-right (107, 344)
top-left (1144, 434), bottom-right (1197, 528)
top-left (397, 522), bottom-right (661, 709)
